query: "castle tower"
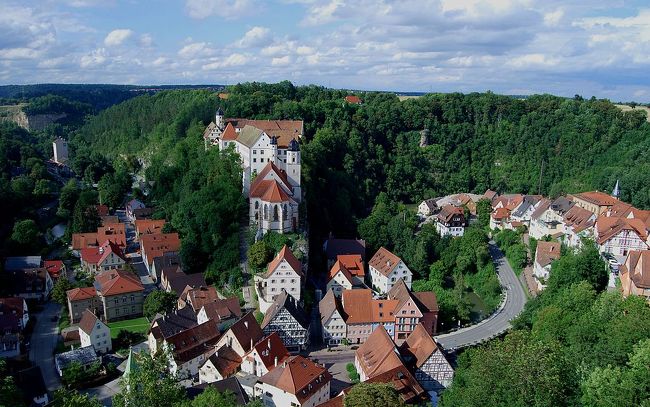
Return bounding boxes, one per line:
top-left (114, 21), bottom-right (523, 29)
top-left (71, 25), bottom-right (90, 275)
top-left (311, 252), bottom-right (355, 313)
top-left (215, 107), bottom-right (224, 130)
top-left (269, 135), bottom-right (279, 165)
top-left (52, 137), bottom-right (68, 164)
top-left (286, 138), bottom-right (301, 200)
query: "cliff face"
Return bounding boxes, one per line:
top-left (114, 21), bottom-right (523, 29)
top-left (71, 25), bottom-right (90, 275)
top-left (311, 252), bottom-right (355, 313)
top-left (0, 104), bottom-right (66, 131)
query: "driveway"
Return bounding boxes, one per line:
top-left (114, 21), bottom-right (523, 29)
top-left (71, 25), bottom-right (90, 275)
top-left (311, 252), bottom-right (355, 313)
top-left (29, 301), bottom-right (62, 392)
top-left (435, 241), bottom-right (527, 350)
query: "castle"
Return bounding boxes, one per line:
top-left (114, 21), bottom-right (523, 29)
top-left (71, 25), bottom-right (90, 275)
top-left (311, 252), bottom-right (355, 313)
top-left (204, 108), bottom-right (302, 235)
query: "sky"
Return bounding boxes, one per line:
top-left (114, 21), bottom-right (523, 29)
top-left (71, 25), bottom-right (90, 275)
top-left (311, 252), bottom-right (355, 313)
top-left (1, 0), bottom-right (650, 101)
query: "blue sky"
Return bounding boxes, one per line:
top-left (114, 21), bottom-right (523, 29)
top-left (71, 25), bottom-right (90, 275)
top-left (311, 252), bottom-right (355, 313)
top-left (1, 0), bottom-right (650, 101)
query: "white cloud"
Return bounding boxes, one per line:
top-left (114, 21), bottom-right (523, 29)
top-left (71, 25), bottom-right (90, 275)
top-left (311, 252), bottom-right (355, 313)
top-left (236, 26), bottom-right (272, 48)
top-left (301, 0), bottom-right (344, 26)
top-left (139, 33), bottom-right (153, 48)
top-left (178, 42), bottom-right (215, 58)
top-left (203, 53), bottom-right (249, 70)
top-left (544, 8), bottom-right (564, 26)
top-left (271, 55), bottom-right (291, 66)
top-left (80, 48), bottom-right (107, 68)
top-left (104, 29), bottom-right (133, 46)
top-left (185, 0), bottom-right (256, 19)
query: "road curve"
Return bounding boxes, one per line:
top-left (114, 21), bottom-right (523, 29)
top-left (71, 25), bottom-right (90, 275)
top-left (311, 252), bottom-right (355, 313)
top-left (434, 241), bottom-right (527, 350)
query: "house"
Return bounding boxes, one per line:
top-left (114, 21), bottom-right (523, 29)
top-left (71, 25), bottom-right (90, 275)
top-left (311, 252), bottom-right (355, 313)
top-left (126, 199), bottom-right (146, 221)
top-left (148, 307), bottom-right (198, 355)
top-left (159, 260), bottom-right (206, 294)
top-left (533, 241), bottom-right (561, 290)
top-left (140, 233), bottom-right (181, 272)
top-left (400, 324), bottom-right (454, 393)
top-left (44, 260), bottom-right (66, 280)
top-left (94, 269), bottom-right (145, 322)
top-left (620, 250), bottom-right (650, 301)
top-left (0, 297), bottom-right (29, 329)
top-left (484, 189), bottom-right (498, 203)
top-left (562, 205), bottom-right (597, 248)
top-left (151, 252), bottom-right (182, 284)
top-left (254, 245), bottom-right (302, 313)
top-left (240, 332), bottom-right (290, 377)
top-left (529, 197), bottom-right (573, 240)
top-left (80, 240), bottom-right (126, 275)
top-left (255, 355), bottom-right (331, 407)
top-left (4, 256), bottom-right (42, 271)
top-left (388, 279), bottom-right (438, 343)
top-left (187, 377), bottom-right (250, 405)
top-left (490, 207), bottom-right (511, 231)
top-left (17, 366), bottom-right (49, 406)
top-left (261, 290), bottom-right (310, 350)
top-left (199, 345), bottom-right (242, 383)
top-left (368, 247), bottom-right (412, 294)
top-left (492, 194), bottom-right (524, 212)
top-left (71, 223), bottom-right (127, 252)
top-left (319, 289), bottom-right (347, 346)
top-left (342, 289), bottom-right (396, 344)
top-left (326, 260), bottom-right (354, 296)
top-left (135, 219), bottom-right (166, 240)
top-left (571, 190), bottom-right (619, 216)
top-left (54, 346), bottom-right (98, 376)
top-left (337, 254), bottom-right (365, 283)
top-left (78, 309), bottom-right (112, 354)
top-left (418, 199), bottom-right (437, 217)
top-left (196, 297), bottom-right (242, 327)
top-left (214, 312), bottom-right (264, 358)
top-left (249, 161), bottom-right (300, 234)
top-left (344, 95), bottom-right (362, 104)
top-left (510, 195), bottom-right (543, 226)
top-left (178, 285), bottom-right (221, 312)
top-left (435, 205), bottom-right (466, 237)
top-left (163, 319), bottom-right (221, 379)
top-left (595, 216), bottom-right (649, 259)
top-left (323, 237), bottom-right (366, 268)
top-left (67, 287), bottom-right (99, 323)
top-left (354, 325), bottom-right (403, 381)
top-left (0, 332), bottom-right (19, 358)
top-left (133, 207), bottom-right (155, 220)
top-left (4, 268), bottom-right (53, 301)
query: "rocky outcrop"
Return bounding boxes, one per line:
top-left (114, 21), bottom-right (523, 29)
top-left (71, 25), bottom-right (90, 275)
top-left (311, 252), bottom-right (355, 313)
top-left (0, 105), bottom-right (66, 131)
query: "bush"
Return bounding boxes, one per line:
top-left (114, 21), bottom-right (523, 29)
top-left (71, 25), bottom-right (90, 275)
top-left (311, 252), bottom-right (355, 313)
top-left (346, 363), bottom-right (360, 383)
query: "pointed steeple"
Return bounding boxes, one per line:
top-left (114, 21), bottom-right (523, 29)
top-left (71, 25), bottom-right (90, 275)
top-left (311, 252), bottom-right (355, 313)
top-left (123, 347), bottom-right (138, 380)
top-left (612, 180), bottom-right (620, 199)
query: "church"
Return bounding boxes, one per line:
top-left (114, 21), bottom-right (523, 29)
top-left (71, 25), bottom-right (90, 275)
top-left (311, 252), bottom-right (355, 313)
top-left (203, 107), bottom-right (302, 235)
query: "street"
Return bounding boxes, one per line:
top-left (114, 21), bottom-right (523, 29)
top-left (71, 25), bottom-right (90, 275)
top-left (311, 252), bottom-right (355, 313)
top-left (29, 301), bottom-right (63, 392)
top-left (435, 241), bottom-right (527, 350)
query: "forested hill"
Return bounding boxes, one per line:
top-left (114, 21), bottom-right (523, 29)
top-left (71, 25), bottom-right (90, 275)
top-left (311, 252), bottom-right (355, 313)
top-left (70, 83), bottom-right (650, 242)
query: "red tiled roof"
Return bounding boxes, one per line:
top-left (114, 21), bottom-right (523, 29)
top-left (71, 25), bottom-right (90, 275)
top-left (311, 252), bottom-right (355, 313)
top-left (81, 240), bottom-right (126, 267)
top-left (71, 233), bottom-right (99, 250)
top-left (185, 286), bottom-right (220, 312)
top-left (344, 95), bottom-right (362, 104)
top-left (135, 219), bottom-right (166, 236)
top-left (166, 319), bottom-right (221, 364)
top-left (226, 119), bottom-right (303, 148)
top-left (264, 245), bottom-right (302, 278)
top-left (221, 122), bottom-right (237, 141)
top-left (327, 260), bottom-right (353, 285)
top-left (621, 250), bottom-right (650, 289)
top-left (251, 332), bottom-right (290, 370)
top-left (95, 205), bottom-right (109, 217)
top-left (596, 216), bottom-right (648, 244)
top-left (200, 297), bottom-right (242, 323)
top-left (140, 233), bottom-right (181, 264)
top-left (437, 205), bottom-right (465, 223)
top-left (342, 289), bottom-right (374, 324)
top-left (97, 223), bottom-right (127, 247)
top-left (95, 270), bottom-right (144, 296)
top-left (205, 345), bottom-right (241, 378)
top-left (573, 191), bottom-right (619, 207)
top-left (226, 312), bottom-right (264, 354)
top-left (78, 309), bottom-right (102, 335)
top-left (535, 241), bottom-right (561, 268)
top-left (44, 260), bottom-right (64, 278)
top-left (355, 326), bottom-right (403, 379)
top-left (66, 287), bottom-right (96, 301)
top-left (336, 254), bottom-right (364, 277)
top-left (368, 247), bottom-right (402, 277)
top-left (563, 205), bottom-right (595, 233)
top-left (260, 355), bottom-right (331, 403)
top-left (492, 207), bottom-right (510, 220)
top-left (262, 180), bottom-right (292, 203)
top-left (250, 162), bottom-right (291, 193)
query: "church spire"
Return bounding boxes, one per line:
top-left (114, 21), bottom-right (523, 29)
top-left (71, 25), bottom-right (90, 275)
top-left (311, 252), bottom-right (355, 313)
top-left (612, 180), bottom-right (620, 199)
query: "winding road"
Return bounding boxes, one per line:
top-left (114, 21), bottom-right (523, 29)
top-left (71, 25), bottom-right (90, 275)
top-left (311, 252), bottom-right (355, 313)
top-left (434, 241), bottom-right (527, 350)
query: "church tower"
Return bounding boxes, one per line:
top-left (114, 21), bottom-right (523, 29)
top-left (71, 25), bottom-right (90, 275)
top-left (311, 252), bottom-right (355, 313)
top-left (286, 138), bottom-right (301, 200)
top-left (612, 180), bottom-right (621, 199)
top-left (215, 107), bottom-right (224, 130)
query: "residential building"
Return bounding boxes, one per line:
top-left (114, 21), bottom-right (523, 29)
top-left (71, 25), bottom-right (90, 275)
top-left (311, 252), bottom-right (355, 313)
top-left (134, 219), bottom-right (166, 240)
top-left (80, 240), bottom-right (126, 275)
top-left (4, 268), bottom-right (53, 301)
top-left (400, 324), bottom-right (454, 392)
top-left (71, 223), bottom-right (127, 252)
top-left (196, 297), bottom-right (242, 328)
top-left (94, 270), bottom-right (145, 322)
top-left (187, 377), bottom-right (250, 405)
top-left (254, 245), bottom-right (302, 313)
top-left (159, 261), bottom-right (206, 294)
top-left (354, 325), bottom-right (403, 381)
top-left (342, 289), bottom-right (396, 344)
top-left (562, 205), bottom-right (596, 248)
top-left (529, 197), bottom-right (573, 240)
top-left (620, 250), bottom-right (650, 301)
top-left (255, 355), bottom-right (331, 407)
top-left (199, 345), bottom-right (242, 383)
top-left (571, 190), bottom-right (619, 216)
top-left (368, 247), bottom-right (412, 294)
top-left (249, 162), bottom-right (300, 234)
top-left (54, 346), bottom-right (98, 376)
top-left (336, 254), bottom-right (365, 284)
top-left (140, 233), bottom-right (181, 272)
top-left (163, 319), bottom-right (221, 379)
top-left (44, 260), bottom-right (66, 280)
top-left (533, 241), bottom-right (561, 290)
top-left (484, 189), bottom-right (498, 204)
top-left (214, 312), bottom-right (263, 358)
top-left (16, 366), bottom-right (49, 406)
top-left (148, 307), bottom-right (198, 355)
top-left (595, 216), bottom-right (649, 259)
top-left (78, 309), bottom-right (111, 354)
top-left (0, 297), bottom-right (29, 329)
top-left (261, 290), bottom-right (310, 350)
top-left (151, 252), bottom-right (181, 284)
top-left (319, 289), bottom-right (347, 346)
top-left (490, 207), bottom-right (511, 231)
top-left (178, 285), bottom-right (220, 312)
top-left (125, 199), bottom-right (146, 221)
top-left (389, 279), bottom-right (438, 343)
top-left (418, 199), bottom-right (437, 217)
top-left (67, 287), bottom-right (99, 323)
top-left (510, 195), bottom-right (543, 226)
top-left (52, 137), bottom-right (69, 164)
top-left (435, 205), bottom-right (466, 237)
top-left (323, 237), bottom-right (366, 268)
top-left (326, 260), bottom-right (354, 296)
top-left (240, 332), bottom-right (290, 377)
top-left (345, 95), bottom-right (362, 104)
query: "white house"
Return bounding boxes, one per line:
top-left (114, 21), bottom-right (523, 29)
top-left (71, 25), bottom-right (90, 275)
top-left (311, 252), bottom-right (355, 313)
top-left (254, 245), bottom-right (302, 313)
top-left (78, 309), bottom-right (111, 354)
top-left (254, 355), bottom-right (331, 407)
top-left (562, 205), bottom-right (596, 248)
top-left (529, 197), bottom-right (573, 240)
top-left (368, 247), bottom-right (412, 294)
top-left (261, 290), bottom-right (310, 350)
top-left (418, 199), bottom-right (437, 217)
top-left (240, 332), bottom-right (290, 377)
top-left (319, 289), bottom-right (347, 346)
top-left (435, 205), bottom-right (466, 237)
top-left (533, 241), bottom-right (561, 291)
top-left (326, 260), bottom-right (354, 296)
top-left (595, 216), bottom-right (649, 259)
top-left (163, 320), bottom-right (221, 379)
top-left (213, 312), bottom-right (264, 359)
top-left (80, 240), bottom-right (126, 275)
top-left (198, 345), bottom-right (242, 384)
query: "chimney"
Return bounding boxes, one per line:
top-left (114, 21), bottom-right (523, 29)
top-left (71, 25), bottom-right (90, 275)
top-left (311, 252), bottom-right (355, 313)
top-left (244, 321), bottom-right (249, 329)
top-left (268, 339), bottom-right (271, 349)
top-left (275, 356), bottom-right (278, 367)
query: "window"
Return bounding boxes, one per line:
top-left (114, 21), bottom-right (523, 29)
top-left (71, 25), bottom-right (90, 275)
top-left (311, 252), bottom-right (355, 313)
top-left (253, 158), bottom-right (256, 163)
top-left (273, 205), bottom-right (279, 222)
top-left (131, 295), bottom-right (135, 302)
top-left (114, 298), bottom-right (118, 305)
top-left (255, 201), bottom-right (259, 209)
top-left (253, 150), bottom-right (257, 154)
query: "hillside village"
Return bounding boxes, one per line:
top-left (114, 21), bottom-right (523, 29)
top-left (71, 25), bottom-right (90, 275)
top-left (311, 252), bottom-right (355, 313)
top-left (2, 93), bottom-right (650, 407)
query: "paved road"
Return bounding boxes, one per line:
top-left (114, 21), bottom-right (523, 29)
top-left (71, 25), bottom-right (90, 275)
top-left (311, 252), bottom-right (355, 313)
top-left (435, 241), bottom-right (527, 350)
top-left (29, 301), bottom-right (63, 392)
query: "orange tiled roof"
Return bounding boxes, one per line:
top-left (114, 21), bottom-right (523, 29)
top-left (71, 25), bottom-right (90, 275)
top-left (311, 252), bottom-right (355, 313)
top-left (573, 191), bottom-right (619, 207)
top-left (344, 95), bottom-right (362, 104)
top-left (355, 325), bottom-right (403, 379)
top-left (140, 233), bottom-right (181, 264)
top-left (71, 233), bottom-right (99, 250)
top-left (491, 207), bottom-right (510, 220)
top-left (251, 332), bottom-right (290, 370)
top-left (342, 289), bottom-right (374, 324)
top-left (327, 260), bottom-right (354, 285)
top-left (66, 287), bottom-right (96, 301)
top-left (596, 216), bottom-right (648, 244)
top-left (221, 122), bottom-right (237, 141)
top-left (535, 241), bottom-right (561, 268)
top-left (621, 250), bottom-right (650, 289)
top-left (264, 245), bottom-right (302, 278)
top-left (95, 270), bottom-right (144, 296)
top-left (44, 260), bottom-right (64, 278)
top-left (135, 219), bottom-right (166, 236)
top-left (260, 355), bottom-right (331, 403)
top-left (226, 119), bottom-right (303, 148)
top-left (336, 254), bottom-right (364, 277)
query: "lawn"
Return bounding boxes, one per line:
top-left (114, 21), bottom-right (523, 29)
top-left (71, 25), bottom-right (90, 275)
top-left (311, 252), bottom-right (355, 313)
top-left (108, 317), bottom-right (150, 339)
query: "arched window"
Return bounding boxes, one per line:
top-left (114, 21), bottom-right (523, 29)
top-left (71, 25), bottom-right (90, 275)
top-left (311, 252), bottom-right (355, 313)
top-left (255, 213), bottom-right (259, 221)
top-left (255, 201), bottom-right (259, 209)
top-left (283, 204), bottom-right (288, 220)
top-left (264, 204), bottom-right (269, 221)
top-left (273, 205), bottom-right (279, 222)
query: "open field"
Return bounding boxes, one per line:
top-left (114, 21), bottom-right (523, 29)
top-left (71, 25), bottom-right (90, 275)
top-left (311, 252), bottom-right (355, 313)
top-left (615, 104), bottom-right (650, 122)
top-left (108, 317), bottom-right (149, 338)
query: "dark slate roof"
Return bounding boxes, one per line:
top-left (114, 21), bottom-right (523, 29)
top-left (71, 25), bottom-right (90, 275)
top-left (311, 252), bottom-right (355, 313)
top-left (324, 238), bottom-right (366, 260)
top-left (261, 290), bottom-right (309, 330)
top-left (4, 256), bottom-right (42, 271)
top-left (55, 346), bottom-right (98, 371)
top-left (186, 376), bottom-right (249, 405)
top-left (550, 196), bottom-right (574, 215)
top-left (511, 195), bottom-right (542, 218)
top-left (16, 366), bottom-right (47, 403)
top-left (150, 306), bottom-right (198, 340)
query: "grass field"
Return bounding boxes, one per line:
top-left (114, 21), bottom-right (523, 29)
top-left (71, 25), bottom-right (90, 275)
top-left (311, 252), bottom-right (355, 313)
top-left (108, 317), bottom-right (150, 338)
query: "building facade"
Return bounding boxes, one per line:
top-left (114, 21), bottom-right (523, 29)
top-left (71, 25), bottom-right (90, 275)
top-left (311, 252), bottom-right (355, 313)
top-left (368, 247), bottom-right (412, 294)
